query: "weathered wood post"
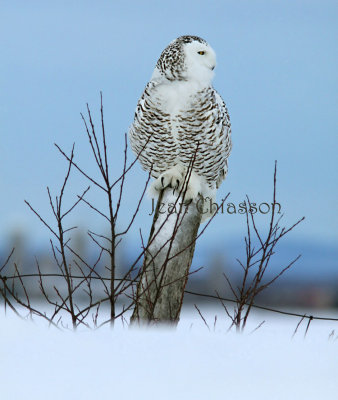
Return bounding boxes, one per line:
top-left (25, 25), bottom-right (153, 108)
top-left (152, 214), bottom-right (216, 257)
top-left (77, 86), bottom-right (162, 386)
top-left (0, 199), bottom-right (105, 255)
top-left (130, 188), bottom-right (202, 325)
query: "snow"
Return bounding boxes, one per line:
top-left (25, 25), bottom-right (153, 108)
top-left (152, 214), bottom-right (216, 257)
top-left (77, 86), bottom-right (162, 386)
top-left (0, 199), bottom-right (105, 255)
top-left (0, 306), bottom-right (337, 400)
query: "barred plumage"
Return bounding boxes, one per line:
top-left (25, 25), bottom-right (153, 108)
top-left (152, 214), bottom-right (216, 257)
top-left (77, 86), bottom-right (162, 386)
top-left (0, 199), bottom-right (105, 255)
top-left (129, 35), bottom-right (232, 217)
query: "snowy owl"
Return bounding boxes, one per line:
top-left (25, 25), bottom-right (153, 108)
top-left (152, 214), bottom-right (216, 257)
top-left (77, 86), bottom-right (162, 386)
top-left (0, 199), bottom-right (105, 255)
top-left (129, 35), bottom-right (232, 215)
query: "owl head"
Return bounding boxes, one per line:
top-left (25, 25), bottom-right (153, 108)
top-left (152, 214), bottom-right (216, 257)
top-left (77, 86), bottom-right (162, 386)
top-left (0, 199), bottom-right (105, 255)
top-left (153, 35), bottom-right (216, 84)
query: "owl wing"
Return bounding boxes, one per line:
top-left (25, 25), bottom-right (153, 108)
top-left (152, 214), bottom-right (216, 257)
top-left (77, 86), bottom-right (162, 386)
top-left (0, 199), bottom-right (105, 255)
top-left (129, 82), bottom-right (178, 178)
top-left (213, 89), bottom-right (232, 188)
top-left (177, 87), bottom-right (231, 188)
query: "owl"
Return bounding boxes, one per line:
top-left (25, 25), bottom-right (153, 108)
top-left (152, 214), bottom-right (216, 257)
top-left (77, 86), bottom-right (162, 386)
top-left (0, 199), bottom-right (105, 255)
top-left (129, 35), bottom-right (232, 217)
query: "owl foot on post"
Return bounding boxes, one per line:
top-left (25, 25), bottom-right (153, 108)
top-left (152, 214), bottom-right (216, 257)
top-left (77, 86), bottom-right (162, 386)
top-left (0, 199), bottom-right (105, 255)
top-left (181, 171), bottom-right (202, 203)
top-left (153, 165), bottom-right (184, 192)
top-left (152, 165), bottom-right (202, 203)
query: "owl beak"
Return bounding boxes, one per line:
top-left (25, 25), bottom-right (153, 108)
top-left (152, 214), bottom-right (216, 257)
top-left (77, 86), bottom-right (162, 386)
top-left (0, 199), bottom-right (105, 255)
top-left (211, 65), bottom-right (215, 71)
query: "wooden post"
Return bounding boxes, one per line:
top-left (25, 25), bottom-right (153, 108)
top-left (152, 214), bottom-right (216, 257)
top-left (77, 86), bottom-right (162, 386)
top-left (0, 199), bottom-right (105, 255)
top-left (131, 188), bottom-right (202, 325)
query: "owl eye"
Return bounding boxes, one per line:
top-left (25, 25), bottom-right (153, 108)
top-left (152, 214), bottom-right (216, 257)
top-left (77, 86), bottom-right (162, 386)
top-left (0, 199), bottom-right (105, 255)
top-left (197, 51), bottom-right (205, 55)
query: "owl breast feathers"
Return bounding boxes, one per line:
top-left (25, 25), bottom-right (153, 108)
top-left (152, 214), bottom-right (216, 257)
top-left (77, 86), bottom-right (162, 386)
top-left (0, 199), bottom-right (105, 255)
top-left (129, 35), bottom-right (232, 207)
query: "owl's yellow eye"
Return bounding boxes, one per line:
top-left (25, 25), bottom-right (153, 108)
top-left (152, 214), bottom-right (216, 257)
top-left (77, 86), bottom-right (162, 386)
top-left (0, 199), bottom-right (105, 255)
top-left (197, 51), bottom-right (205, 55)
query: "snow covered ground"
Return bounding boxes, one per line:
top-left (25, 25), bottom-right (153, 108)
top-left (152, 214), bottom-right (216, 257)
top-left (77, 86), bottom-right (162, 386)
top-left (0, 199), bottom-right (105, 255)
top-left (0, 305), bottom-right (337, 400)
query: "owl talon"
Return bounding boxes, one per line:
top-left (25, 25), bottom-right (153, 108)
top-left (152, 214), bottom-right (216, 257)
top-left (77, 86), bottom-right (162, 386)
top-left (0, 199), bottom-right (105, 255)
top-left (153, 167), bottom-right (184, 192)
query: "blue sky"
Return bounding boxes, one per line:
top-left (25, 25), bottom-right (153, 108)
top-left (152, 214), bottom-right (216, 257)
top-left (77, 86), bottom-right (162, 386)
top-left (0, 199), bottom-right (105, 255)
top-left (1, 1), bottom-right (337, 262)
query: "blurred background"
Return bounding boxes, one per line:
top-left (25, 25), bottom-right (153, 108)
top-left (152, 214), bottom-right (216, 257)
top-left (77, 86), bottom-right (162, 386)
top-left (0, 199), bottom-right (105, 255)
top-left (0, 0), bottom-right (337, 309)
